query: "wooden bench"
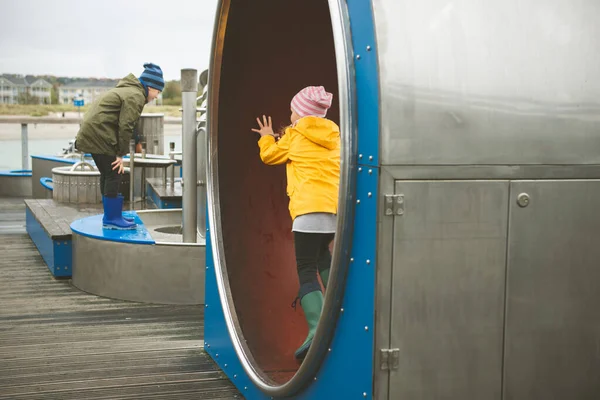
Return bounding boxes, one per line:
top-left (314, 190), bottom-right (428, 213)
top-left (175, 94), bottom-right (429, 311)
top-left (146, 177), bottom-right (182, 209)
top-left (25, 199), bottom-right (101, 277)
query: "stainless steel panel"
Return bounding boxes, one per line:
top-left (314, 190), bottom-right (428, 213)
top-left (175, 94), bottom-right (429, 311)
top-left (32, 158), bottom-right (69, 198)
top-left (374, 168), bottom-right (395, 400)
top-left (390, 180), bottom-right (508, 400)
top-left (0, 176), bottom-right (32, 197)
top-left (69, 176), bottom-right (77, 203)
top-left (383, 165), bottom-right (600, 181)
top-left (72, 233), bottom-right (205, 305)
top-left (137, 114), bottom-right (165, 180)
top-left (373, 0), bottom-right (600, 166)
top-left (504, 180), bottom-right (600, 399)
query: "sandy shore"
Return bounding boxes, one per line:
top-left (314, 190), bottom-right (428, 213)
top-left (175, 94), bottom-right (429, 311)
top-left (0, 119), bottom-right (182, 140)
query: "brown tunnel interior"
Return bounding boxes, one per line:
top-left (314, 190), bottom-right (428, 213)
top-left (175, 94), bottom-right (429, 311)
top-left (216, 1), bottom-right (339, 384)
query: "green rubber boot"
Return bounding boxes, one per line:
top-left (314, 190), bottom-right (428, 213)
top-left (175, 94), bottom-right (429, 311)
top-left (294, 290), bottom-right (324, 360)
top-left (320, 268), bottom-right (330, 288)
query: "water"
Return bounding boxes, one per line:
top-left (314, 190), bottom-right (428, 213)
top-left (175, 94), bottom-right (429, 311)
top-left (0, 134), bottom-right (182, 171)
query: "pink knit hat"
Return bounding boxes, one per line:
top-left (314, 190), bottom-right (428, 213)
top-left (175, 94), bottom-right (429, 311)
top-left (290, 86), bottom-right (333, 118)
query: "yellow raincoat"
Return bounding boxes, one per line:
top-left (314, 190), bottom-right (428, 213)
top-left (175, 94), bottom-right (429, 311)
top-left (258, 116), bottom-right (340, 220)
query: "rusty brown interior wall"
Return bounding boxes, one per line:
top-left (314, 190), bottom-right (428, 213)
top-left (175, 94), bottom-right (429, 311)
top-left (217, 0), bottom-right (339, 382)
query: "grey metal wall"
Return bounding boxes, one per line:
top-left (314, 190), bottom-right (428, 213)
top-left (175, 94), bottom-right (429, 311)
top-left (372, 1), bottom-right (600, 399)
top-left (372, 0), bottom-right (600, 166)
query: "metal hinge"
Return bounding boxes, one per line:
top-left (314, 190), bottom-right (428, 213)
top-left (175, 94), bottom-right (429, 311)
top-left (380, 348), bottom-right (400, 370)
top-left (384, 194), bottom-right (404, 216)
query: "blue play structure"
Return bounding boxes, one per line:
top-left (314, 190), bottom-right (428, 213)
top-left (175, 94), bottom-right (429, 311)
top-left (201, 1), bottom-right (382, 398)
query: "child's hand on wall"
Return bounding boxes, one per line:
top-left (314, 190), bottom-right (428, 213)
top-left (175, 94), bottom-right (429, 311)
top-left (251, 115), bottom-right (277, 138)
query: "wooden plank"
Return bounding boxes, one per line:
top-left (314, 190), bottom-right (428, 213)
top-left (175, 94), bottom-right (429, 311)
top-left (0, 200), bottom-right (239, 399)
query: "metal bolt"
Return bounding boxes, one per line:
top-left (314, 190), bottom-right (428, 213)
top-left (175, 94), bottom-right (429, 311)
top-left (365, 326), bottom-right (369, 331)
top-left (207, 344), bottom-right (210, 348)
top-left (363, 393), bottom-right (368, 398)
top-left (369, 155), bottom-right (373, 161)
top-left (216, 354), bottom-right (219, 358)
top-left (234, 374), bottom-right (237, 378)
top-left (517, 193), bottom-right (530, 208)
top-left (366, 259), bottom-right (371, 265)
top-left (314, 377), bottom-right (317, 381)
top-left (368, 192), bottom-right (372, 197)
top-left (358, 167), bottom-right (362, 172)
top-left (359, 154), bottom-right (363, 159)
top-left (367, 45), bottom-right (372, 51)
top-left (341, 308), bottom-right (344, 312)
top-left (350, 257), bottom-right (354, 262)
top-left (328, 348), bottom-right (332, 352)
top-left (356, 54), bottom-right (361, 60)
top-left (244, 386), bottom-right (248, 390)
top-left (205, 304), bottom-right (208, 308)
top-left (368, 169), bottom-right (373, 174)
top-left (206, 266), bottom-right (209, 269)
top-left (357, 199), bottom-right (361, 204)
top-left (225, 364), bottom-right (228, 368)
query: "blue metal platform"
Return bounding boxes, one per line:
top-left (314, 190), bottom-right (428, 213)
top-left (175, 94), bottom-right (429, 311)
top-left (70, 212), bottom-right (155, 244)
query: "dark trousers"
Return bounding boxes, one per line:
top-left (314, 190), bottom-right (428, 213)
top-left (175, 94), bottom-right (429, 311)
top-left (294, 232), bottom-right (334, 299)
top-left (91, 154), bottom-right (121, 198)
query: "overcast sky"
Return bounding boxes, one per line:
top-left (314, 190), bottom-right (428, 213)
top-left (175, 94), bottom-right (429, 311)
top-left (0, 0), bottom-right (217, 81)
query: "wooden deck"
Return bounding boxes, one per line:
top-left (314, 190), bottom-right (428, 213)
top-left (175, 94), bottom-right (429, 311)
top-left (0, 198), bottom-right (241, 399)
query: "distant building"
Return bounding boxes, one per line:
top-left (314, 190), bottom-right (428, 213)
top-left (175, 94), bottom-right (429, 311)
top-left (59, 79), bottom-right (162, 106)
top-left (0, 75), bottom-right (52, 104)
top-left (58, 80), bottom-right (119, 106)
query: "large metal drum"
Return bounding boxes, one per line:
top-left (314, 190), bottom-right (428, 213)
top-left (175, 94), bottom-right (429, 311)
top-left (52, 162), bottom-right (130, 204)
top-left (203, 1), bottom-right (600, 399)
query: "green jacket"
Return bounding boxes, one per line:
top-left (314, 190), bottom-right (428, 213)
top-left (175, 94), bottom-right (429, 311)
top-left (75, 74), bottom-right (146, 156)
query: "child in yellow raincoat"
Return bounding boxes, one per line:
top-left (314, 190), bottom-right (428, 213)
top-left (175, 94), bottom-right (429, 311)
top-left (251, 86), bottom-right (340, 360)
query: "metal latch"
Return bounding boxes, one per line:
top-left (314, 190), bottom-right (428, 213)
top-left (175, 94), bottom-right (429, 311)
top-left (380, 348), bottom-right (400, 370)
top-left (384, 195), bottom-right (404, 216)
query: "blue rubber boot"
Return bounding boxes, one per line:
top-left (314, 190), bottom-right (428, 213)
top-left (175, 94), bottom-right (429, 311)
top-left (117, 194), bottom-right (134, 223)
top-left (102, 196), bottom-right (137, 230)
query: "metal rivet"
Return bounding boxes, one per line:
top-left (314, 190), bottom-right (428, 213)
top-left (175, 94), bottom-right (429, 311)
top-left (366, 259), bottom-right (371, 264)
top-left (367, 45), bottom-right (372, 51)
top-left (328, 348), bottom-right (332, 352)
top-left (369, 155), bottom-right (373, 161)
top-left (224, 364), bottom-right (228, 367)
top-left (368, 169), bottom-right (373, 174)
top-left (359, 154), bottom-right (363, 159)
top-left (368, 192), bottom-right (372, 197)
top-left (356, 54), bottom-right (361, 60)
top-left (363, 393), bottom-right (368, 398)
top-left (244, 386), bottom-right (248, 390)
top-left (341, 308), bottom-right (344, 312)
top-left (216, 354), bottom-right (219, 358)
top-left (358, 167), bottom-right (362, 172)
top-left (206, 266), bottom-right (209, 269)
top-left (234, 374), bottom-right (237, 378)
top-left (206, 344), bottom-right (210, 348)
top-left (365, 326), bottom-right (369, 331)
top-left (314, 377), bottom-right (317, 381)
top-left (357, 199), bottom-right (361, 204)
top-left (350, 257), bottom-right (354, 262)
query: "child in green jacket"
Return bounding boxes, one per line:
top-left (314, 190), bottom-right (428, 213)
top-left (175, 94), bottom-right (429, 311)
top-left (75, 63), bottom-right (163, 230)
